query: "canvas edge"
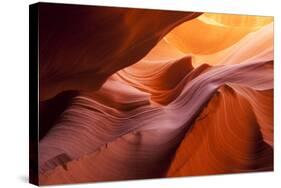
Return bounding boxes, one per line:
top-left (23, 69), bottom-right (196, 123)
top-left (29, 2), bottom-right (39, 186)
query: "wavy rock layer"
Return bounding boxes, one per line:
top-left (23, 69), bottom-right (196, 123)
top-left (167, 85), bottom-right (273, 177)
top-left (39, 59), bottom-right (273, 184)
top-left (37, 4), bottom-right (274, 186)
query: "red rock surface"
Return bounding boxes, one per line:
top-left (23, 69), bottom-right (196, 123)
top-left (37, 4), bottom-right (273, 185)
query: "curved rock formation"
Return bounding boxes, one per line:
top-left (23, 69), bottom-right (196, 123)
top-left (167, 84), bottom-right (273, 177)
top-left (37, 4), bottom-right (274, 185)
top-left (39, 4), bottom-right (201, 101)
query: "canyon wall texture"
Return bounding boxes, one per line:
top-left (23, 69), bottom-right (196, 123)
top-left (37, 3), bottom-right (273, 185)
